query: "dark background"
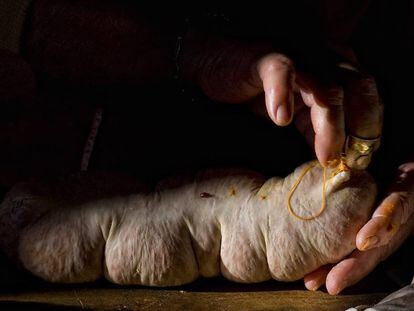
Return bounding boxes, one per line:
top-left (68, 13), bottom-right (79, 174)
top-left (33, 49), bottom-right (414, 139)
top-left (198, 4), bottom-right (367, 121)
top-left (1, 1), bottom-right (413, 192)
top-left (0, 0), bottom-right (413, 297)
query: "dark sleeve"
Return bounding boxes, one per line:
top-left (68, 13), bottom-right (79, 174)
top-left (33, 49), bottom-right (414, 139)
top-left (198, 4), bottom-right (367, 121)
top-left (0, 0), bottom-right (33, 53)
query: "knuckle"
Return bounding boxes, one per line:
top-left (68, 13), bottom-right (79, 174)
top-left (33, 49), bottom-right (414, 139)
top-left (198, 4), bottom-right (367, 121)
top-left (265, 54), bottom-right (294, 73)
top-left (359, 76), bottom-right (379, 96)
top-left (347, 73), bottom-right (380, 101)
top-left (325, 86), bottom-right (344, 106)
top-left (274, 54), bottom-right (294, 68)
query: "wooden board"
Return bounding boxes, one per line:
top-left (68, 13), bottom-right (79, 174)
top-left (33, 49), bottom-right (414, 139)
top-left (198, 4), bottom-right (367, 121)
top-left (0, 278), bottom-right (388, 311)
top-left (0, 287), bottom-right (387, 311)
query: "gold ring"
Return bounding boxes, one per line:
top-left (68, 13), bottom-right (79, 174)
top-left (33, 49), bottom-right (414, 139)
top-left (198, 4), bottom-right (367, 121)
top-left (344, 135), bottom-right (381, 169)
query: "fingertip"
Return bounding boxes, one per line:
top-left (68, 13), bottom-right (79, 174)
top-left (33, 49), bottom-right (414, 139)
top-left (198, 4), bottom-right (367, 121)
top-left (325, 272), bottom-right (344, 295)
top-left (356, 224), bottom-right (374, 251)
top-left (325, 258), bottom-right (358, 296)
top-left (325, 251), bottom-right (378, 296)
top-left (356, 198), bottom-right (403, 251)
top-left (304, 279), bottom-right (320, 291)
top-left (313, 125), bottom-right (344, 167)
top-left (315, 145), bottom-right (341, 168)
top-left (314, 141), bottom-right (329, 167)
top-left (316, 154), bottom-right (330, 168)
top-left (356, 233), bottom-right (368, 251)
top-left (327, 285), bottom-right (342, 296)
top-left (303, 265), bottom-right (330, 291)
top-left (358, 235), bottom-right (379, 251)
top-left (260, 54), bottom-right (295, 127)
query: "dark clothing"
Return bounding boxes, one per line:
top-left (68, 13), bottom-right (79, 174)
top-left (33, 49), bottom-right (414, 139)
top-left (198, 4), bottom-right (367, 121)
top-left (0, 0), bottom-right (32, 53)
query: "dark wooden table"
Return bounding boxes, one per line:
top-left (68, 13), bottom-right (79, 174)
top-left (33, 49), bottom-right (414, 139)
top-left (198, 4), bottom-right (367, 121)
top-left (0, 283), bottom-right (387, 311)
top-left (0, 270), bottom-right (395, 311)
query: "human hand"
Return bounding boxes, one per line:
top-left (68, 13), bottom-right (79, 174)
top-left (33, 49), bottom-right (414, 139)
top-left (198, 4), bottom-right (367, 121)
top-left (250, 56), bottom-right (383, 169)
top-left (304, 162), bottom-right (414, 295)
top-left (181, 35), bottom-right (383, 168)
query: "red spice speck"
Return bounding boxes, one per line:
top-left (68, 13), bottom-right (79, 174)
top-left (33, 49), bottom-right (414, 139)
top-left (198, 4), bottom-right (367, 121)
top-left (200, 192), bottom-right (214, 198)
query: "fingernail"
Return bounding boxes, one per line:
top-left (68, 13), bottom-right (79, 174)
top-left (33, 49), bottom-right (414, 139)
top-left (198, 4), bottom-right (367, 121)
top-left (361, 235), bottom-right (379, 251)
top-left (305, 280), bottom-right (321, 291)
top-left (331, 289), bottom-right (340, 295)
top-left (276, 104), bottom-right (290, 125)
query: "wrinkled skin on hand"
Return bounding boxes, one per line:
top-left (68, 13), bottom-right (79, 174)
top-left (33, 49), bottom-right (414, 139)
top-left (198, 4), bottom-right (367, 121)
top-left (181, 26), bottom-right (383, 169)
top-left (0, 161), bottom-right (376, 286)
top-left (305, 162), bottom-right (414, 295)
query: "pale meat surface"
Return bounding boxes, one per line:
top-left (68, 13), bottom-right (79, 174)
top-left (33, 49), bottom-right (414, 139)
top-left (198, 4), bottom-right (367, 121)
top-left (0, 161), bottom-right (377, 286)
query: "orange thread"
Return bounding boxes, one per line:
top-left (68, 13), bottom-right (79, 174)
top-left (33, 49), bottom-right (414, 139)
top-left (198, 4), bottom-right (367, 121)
top-left (287, 158), bottom-right (348, 221)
